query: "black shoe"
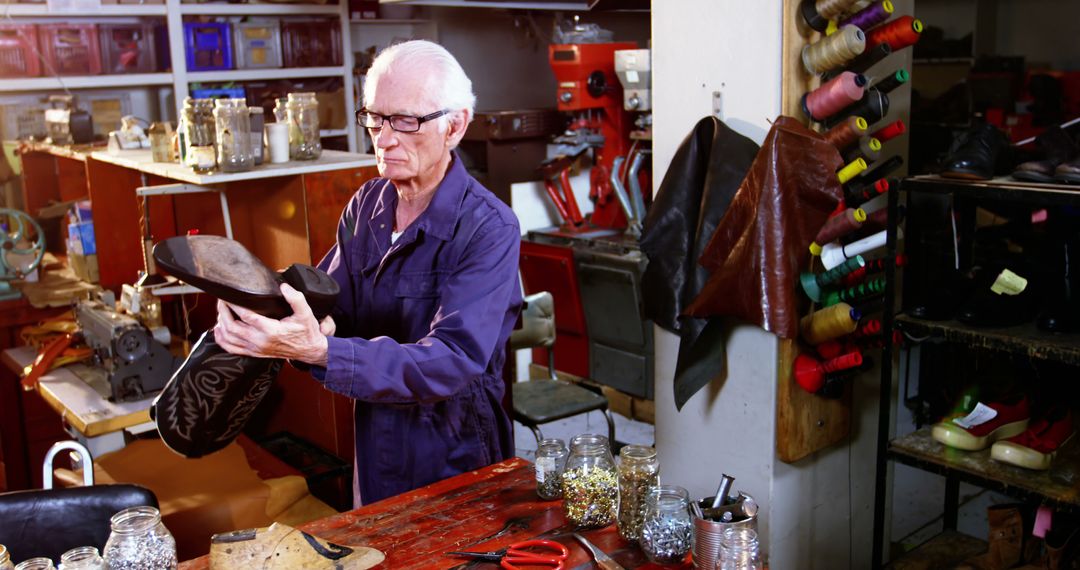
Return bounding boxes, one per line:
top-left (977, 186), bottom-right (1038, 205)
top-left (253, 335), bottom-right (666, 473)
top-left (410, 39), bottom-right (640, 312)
top-left (1013, 125), bottom-right (1078, 183)
top-left (1038, 232), bottom-right (1080, 333)
top-left (153, 235), bottom-right (339, 320)
top-left (906, 270), bottom-right (974, 321)
top-left (957, 266), bottom-right (1038, 327)
top-left (941, 123), bottom-right (1010, 181)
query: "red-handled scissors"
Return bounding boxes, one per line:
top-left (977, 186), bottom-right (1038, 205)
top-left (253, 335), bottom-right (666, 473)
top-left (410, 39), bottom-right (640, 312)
top-left (448, 539), bottom-right (569, 570)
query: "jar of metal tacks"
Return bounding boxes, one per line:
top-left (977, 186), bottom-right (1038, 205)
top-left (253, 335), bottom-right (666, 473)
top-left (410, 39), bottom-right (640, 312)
top-left (561, 434), bottom-right (617, 528)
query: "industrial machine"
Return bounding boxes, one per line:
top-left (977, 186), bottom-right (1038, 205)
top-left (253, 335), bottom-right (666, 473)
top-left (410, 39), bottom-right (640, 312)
top-left (0, 208), bottom-right (46, 301)
top-left (44, 95), bottom-right (94, 146)
top-left (74, 289), bottom-right (177, 402)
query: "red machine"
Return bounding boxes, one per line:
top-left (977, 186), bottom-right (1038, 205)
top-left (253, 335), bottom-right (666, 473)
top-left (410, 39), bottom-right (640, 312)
top-left (547, 42), bottom-right (636, 230)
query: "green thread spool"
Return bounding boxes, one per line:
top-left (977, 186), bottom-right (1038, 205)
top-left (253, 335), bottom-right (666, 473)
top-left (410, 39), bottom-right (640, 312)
top-left (822, 275), bottom-right (887, 306)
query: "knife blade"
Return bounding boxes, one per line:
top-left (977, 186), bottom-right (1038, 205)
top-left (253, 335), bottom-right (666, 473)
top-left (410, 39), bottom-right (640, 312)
top-left (572, 533), bottom-right (626, 570)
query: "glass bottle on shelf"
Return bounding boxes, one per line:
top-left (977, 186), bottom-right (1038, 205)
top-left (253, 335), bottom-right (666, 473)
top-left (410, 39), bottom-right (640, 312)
top-left (617, 444), bottom-right (659, 543)
top-left (13, 559), bottom-right (53, 570)
top-left (57, 547), bottom-right (104, 570)
top-left (716, 527), bottom-right (763, 570)
top-left (534, 438), bottom-right (568, 500)
top-left (0, 545), bottom-right (13, 570)
top-left (181, 98), bottom-right (214, 174)
top-left (273, 97), bottom-right (288, 123)
top-left (213, 98), bottom-right (254, 173)
top-left (561, 434), bottom-right (618, 528)
top-left (640, 484), bottom-right (693, 565)
top-left (286, 92), bottom-right (321, 160)
top-left (102, 506), bottom-right (177, 570)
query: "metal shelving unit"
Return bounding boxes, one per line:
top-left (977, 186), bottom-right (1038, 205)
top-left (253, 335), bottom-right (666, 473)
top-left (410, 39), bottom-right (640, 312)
top-left (0, 73), bottom-right (173, 92)
top-left (873, 175), bottom-right (1080, 567)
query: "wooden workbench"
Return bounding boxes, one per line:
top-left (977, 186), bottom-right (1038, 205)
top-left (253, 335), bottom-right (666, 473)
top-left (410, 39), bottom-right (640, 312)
top-left (178, 457), bottom-right (690, 570)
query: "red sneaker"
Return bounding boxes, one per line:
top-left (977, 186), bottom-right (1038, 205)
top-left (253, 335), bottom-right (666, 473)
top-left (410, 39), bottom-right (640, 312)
top-left (991, 409), bottom-right (1075, 470)
top-left (932, 397), bottom-right (1030, 451)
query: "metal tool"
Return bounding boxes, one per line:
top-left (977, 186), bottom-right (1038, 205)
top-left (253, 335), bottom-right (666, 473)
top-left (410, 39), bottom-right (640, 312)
top-left (572, 533), bottom-right (626, 570)
top-left (710, 473), bottom-right (735, 509)
top-left (448, 539), bottom-right (568, 570)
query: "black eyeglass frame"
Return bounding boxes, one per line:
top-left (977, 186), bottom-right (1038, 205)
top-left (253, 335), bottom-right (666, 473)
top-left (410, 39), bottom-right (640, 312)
top-left (355, 108), bottom-right (451, 133)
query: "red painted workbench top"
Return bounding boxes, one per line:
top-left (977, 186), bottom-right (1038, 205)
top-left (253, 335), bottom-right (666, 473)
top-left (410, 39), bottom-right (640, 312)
top-left (178, 457), bottom-right (692, 569)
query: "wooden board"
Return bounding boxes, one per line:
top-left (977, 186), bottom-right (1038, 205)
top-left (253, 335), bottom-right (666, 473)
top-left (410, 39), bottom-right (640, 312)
top-left (884, 530), bottom-right (987, 570)
top-left (775, 0), bottom-right (852, 463)
top-left (178, 458), bottom-right (693, 570)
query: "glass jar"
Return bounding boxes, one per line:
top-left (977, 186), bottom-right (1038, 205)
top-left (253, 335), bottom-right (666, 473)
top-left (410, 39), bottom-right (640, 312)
top-left (13, 559), bottom-right (53, 570)
top-left (248, 107), bottom-right (265, 166)
top-left (214, 98), bottom-right (254, 173)
top-left (273, 97), bottom-right (288, 123)
top-left (148, 122), bottom-right (174, 163)
top-left (0, 545), bottom-right (13, 570)
top-left (102, 506), bottom-right (177, 570)
top-left (181, 98), bottom-right (215, 173)
top-left (716, 528), bottom-right (763, 570)
top-left (640, 485), bottom-right (692, 565)
top-left (286, 92), bottom-right (321, 160)
top-left (58, 547), bottom-right (104, 570)
top-left (535, 438), bottom-right (568, 500)
top-left (561, 434), bottom-right (617, 529)
top-left (617, 445), bottom-right (659, 543)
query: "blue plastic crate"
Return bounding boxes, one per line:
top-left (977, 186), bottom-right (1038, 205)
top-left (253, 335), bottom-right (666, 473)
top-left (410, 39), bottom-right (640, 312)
top-left (191, 85), bottom-right (245, 100)
top-left (184, 22), bottom-right (233, 72)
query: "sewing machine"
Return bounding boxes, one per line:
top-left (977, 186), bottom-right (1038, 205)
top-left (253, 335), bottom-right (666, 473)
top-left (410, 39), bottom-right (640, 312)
top-left (44, 95), bottom-right (94, 146)
top-left (74, 290), bottom-right (177, 403)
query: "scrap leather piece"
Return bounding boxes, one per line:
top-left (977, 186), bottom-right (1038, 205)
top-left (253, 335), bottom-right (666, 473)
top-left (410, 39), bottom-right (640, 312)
top-left (685, 116), bottom-right (845, 339)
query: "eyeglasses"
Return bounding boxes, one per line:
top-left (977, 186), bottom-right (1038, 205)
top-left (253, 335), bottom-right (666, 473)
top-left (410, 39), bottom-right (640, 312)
top-left (355, 108), bottom-right (450, 133)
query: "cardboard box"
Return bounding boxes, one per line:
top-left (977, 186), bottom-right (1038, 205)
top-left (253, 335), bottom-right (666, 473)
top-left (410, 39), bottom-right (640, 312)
top-left (316, 88), bottom-right (346, 130)
top-left (69, 252), bottom-right (99, 283)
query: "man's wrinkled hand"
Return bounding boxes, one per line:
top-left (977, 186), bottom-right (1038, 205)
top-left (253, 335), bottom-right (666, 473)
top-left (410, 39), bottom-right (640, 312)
top-left (214, 283), bottom-right (330, 367)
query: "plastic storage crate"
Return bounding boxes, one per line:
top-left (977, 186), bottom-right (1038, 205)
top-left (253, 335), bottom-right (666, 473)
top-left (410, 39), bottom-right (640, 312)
top-left (233, 20), bottom-right (281, 69)
top-left (0, 24), bottom-right (42, 78)
top-left (99, 24), bottom-right (157, 74)
top-left (281, 20), bottom-right (341, 68)
top-left (38, 24), bottom-right (102, 76)
top-left (0, 101), bottom-right (47, 140)
top-left (183, 21), bottom-right (233, 72)
top-left (191, 85), bottom-right (245, 99)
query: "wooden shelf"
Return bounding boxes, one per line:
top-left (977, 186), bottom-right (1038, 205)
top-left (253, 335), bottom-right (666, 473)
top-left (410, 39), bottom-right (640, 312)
top-left (0, 3), bottom-right (165, 15)
top-left (903, 175), bottom-right (1080, 207)
top-left (889, 429), bottom-right (1080, 513)
top-left (884, 530), bottom-right (986, 569)
top-left (0, 73), bottom-right (173, 92)
top-left (179, 2), bottom-right (339, 15)
top-left (349, 18), bottom-right (432, 24)
top-left (187, 66), bottom-right (345, 82)
top-left (896, 314), bottom-right (1080, 367)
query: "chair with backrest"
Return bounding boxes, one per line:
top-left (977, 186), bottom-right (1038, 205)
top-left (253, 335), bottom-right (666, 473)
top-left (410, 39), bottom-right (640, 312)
top-left (510, 290), bottom-right (616, 448)
top-left (0, 441), bottom-right (158, 563)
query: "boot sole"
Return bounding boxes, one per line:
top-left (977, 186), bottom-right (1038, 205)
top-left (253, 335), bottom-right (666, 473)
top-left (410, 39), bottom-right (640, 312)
top-left (941, 169), bottom-right (993, 181)
top-left (1055, 172), bottom-right (1080, 185)
top-left (1012, 171), bottom-right (1056, 183)
top-left (991, 432), bottom-right (1074, 470)
top-left (932, 419), bottom-right (1029, 451)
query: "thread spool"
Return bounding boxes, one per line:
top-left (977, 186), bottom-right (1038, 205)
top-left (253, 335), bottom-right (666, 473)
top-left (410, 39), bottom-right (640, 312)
top-left (811, 208), bottom-right (867, 254)
top-left (851, 318), bottom-right (881, 340)
top-left (824, 89), bottom-right (889, 129)
top-left (840, 254), bottom-right (905, 286)
top-left (839, 0), bottom-right (894, 31)
top-left (802, 25), bottom-right (866, 75)
top-left (845, 177), bottom-right (890, 207)
top-left (799, 0), bottom-right (831, 32)
top-left (867, 16), bottom-right (924, 52)
top-left (800, 255), bottom-right (865, 301)
top-left (837, 157), bottom-right (868, 184)
top-left (803, 72), bottom-right (867, 122)
top-left (795, 351), bottom-right (864, 393)
top-left (823, 43), bottom-right (892, 82)
top-left (823, 116), bottom-right (867, 150)
top-left (800, 303), bottom-right (862, 345)
top-left (872, 119), bottom-right (906, 142)
top-left (844, 136), bottom-right (882, 164)
top-left (873, 69), bottom-right (909, 94)
top-left (851, 330), bottom-right (903, 351)
top-left (845, 156), bottom-right (903, 197)
top-left (822, 275), bottom-right (887, 306)
top-left (820, 228), bottom-right (891, 270)
top-left (859, 203), bottom-right (904, 233)
top-left (816, 339), bottom-right (846, 360)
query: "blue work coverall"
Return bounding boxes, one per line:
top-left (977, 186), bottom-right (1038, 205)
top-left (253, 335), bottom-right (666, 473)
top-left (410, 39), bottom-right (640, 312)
top-left (312, 154), bottom-right (522, 505)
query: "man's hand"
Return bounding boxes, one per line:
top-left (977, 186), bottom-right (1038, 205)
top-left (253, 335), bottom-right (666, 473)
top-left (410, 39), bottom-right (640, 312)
top-left (215, 283), bottom-right (334, 367)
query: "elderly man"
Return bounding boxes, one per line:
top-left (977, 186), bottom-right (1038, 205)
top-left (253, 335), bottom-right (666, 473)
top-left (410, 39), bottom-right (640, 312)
top-left (214, 40), bottom-right (522, 505)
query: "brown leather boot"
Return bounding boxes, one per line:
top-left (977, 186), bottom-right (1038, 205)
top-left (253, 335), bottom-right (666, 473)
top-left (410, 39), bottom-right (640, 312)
top-left (961, 504), bottom-right (1042, 569)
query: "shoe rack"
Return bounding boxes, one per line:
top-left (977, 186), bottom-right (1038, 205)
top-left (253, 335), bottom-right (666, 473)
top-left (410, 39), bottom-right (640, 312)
top-left (874, 174), bottom-right (1080, 567)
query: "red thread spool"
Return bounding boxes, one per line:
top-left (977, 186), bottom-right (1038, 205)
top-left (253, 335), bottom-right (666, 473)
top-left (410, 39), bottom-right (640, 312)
top-left (867, 16), bottom-right (923, 52)
top-left (843, 254), bottom-right (907, 286)
top-left (873, 119), bottom-right (906, 142)
top-left (803, 72), bottom-right (867, 122)
top-left (795, 351), bottom-right (864, 393)
top-left (813, 207), bottom-right (867, 247)
top-left (851, 318), bottom-right (882, 339)
top-left (823, 116), bottom-right (868, 150)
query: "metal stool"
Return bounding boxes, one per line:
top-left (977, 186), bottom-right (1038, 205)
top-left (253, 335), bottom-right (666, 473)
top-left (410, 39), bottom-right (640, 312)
top-left (510, 291), bottom-right (616, 449)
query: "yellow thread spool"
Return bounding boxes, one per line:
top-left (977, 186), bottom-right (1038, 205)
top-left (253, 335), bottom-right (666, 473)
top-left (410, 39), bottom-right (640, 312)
top-left (837, 157), bottom-right (868, 184)
top-left (867, 137), bottom-right (882, 152)
top-left (800, 302), bottom-right (861, 345)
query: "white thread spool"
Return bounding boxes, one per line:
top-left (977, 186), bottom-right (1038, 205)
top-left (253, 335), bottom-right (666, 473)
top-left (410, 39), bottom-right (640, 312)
top-left (265, 122), bottom-right (289, 164)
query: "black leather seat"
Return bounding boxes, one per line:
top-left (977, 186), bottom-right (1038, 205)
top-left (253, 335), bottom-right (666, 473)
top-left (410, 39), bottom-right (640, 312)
top-left (0, 484), bottom-right (158, 563)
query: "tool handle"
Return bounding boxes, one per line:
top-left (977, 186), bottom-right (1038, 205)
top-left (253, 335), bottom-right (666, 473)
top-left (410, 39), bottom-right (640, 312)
top-left (543, 178), bottom-right (575, 227)
top-left (559, 169), bottom-right (585, 226)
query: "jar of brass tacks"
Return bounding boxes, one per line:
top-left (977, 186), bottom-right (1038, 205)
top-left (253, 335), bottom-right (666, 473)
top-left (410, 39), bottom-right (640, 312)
top-left (535, 438), bottom-right (568, 500)
top-left (561, 434), bottom-right (618, 528)
top-left (617, 444), bottom-right (658, 542)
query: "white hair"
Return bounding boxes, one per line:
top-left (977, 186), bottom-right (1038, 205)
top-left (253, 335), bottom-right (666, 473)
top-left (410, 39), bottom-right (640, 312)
top-left (364, 40), bottom-right (476, 122)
